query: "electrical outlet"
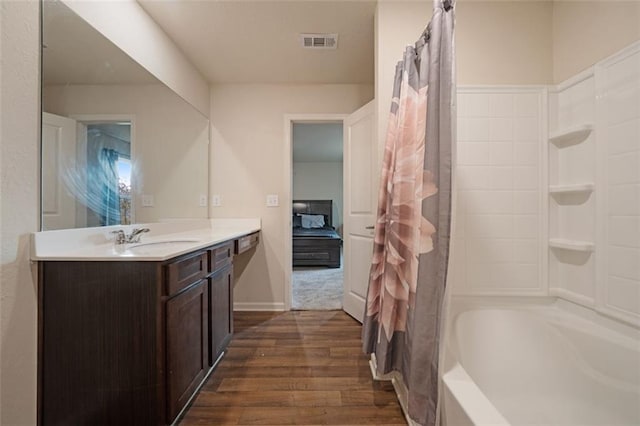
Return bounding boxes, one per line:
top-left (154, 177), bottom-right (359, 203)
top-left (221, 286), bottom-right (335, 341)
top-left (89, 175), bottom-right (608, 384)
top-left (211, 194), bottom-right (222, 207)
top-left (266, 194), bottom-right (279, 207)
top-left (199, 194), bottom-right (208, 207)
top-left (141, 194), bottom-right (154, 207)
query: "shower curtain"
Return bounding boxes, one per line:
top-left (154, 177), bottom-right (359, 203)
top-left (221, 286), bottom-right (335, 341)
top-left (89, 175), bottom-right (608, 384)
top-left (362, 1), bottom-right (455, 425)
top-left (100, 148), bottom-right (121, 226)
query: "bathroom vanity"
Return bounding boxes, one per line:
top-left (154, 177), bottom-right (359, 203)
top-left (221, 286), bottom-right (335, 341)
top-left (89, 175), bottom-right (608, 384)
top-left (32, 220), bottom-right (260, 425)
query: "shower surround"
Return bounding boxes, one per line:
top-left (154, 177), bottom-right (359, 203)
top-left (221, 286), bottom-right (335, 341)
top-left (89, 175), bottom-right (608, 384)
top-left (443, 40), bottom-right (640, 425)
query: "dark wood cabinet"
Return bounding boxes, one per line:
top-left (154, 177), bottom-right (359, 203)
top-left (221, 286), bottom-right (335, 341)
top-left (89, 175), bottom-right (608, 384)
top-left (209, 264), bottom-right (233, 364)
top-left (207, 242), bottom-right (234, 365)
top-left (37, 234), bottom-right (256, 425)
top-left (235, 231), bottom-right (259, 254)
top-left (166, 280), bottom-right (208, 421)
top-left (38, 261), bottom-right (163, 426)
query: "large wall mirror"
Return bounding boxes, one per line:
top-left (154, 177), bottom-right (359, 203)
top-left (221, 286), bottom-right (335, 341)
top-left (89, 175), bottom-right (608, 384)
top-left (41, 0), bottom-right (209, 231)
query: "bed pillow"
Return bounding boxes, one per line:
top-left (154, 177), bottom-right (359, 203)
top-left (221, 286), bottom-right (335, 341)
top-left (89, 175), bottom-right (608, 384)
top-left (292, 214), bottom-right (302, 228)
top-left (300, 214), bottom-right (325, 228)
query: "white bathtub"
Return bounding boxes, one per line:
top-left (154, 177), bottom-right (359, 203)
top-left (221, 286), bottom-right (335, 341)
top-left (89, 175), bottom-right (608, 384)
top-left (442, 299), bottom-right (640, 426)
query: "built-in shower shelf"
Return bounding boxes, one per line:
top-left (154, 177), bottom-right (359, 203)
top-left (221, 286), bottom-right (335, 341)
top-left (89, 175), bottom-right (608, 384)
top-left (549, 183), bottom-right (595, 195)
top-left (549, 123), bottom-right (593, 146)
top-left (549, 238), bottom-right (595, 252)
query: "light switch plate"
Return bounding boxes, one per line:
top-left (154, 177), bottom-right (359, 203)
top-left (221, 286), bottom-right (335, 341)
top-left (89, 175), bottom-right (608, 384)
top-left (199, 195), bottom-right (208, 207)
top-left (142, 194), bottom-right (154, 207)
top-left (266, 194), bottom-right (279, 207)
top-left (211, 194), bottom-right (222, 207)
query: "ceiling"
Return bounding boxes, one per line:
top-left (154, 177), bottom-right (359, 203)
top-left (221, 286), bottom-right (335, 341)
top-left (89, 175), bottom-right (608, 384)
top-left (42, 0), bottom-right (158, 85)
top-left (137, 0), bottom-right (376, 84)
top-left (293, 123), bottom-right (343, 162)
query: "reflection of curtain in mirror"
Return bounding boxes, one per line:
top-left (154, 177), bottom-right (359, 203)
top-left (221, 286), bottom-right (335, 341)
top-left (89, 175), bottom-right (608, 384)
top-left (100, 148), bottom-right (121, 226)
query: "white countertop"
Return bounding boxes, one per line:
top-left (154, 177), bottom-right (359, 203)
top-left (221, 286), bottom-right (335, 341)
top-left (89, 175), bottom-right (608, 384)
top-left (31, 218), bottom-right (261, 261)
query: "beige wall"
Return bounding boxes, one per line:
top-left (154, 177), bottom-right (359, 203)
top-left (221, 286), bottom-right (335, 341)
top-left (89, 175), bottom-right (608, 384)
top-left (43, 84), bottom-right (209, 224)
top-left (375, 1), bottom-right (431, 156)
top-left (210, 84), bottom-right (373, 309)
top-left (552, 1), bottom-right (640, 83)
top-left (293, 162), bottom-right (344, 234)
top-left (0, 1), bottom-right (40, 424)
top-left (63, 0), bottom-right (210, 116)
top-left (456, 1), bottom-right (553, 85)
top-left (375, 0), bottom-right (553, 149)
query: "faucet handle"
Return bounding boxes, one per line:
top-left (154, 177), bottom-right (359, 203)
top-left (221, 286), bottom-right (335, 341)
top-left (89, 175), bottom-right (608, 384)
top-left (127, 227), bottom-right (150, 243)
top-left (111, 230), bottom-right (126, 244)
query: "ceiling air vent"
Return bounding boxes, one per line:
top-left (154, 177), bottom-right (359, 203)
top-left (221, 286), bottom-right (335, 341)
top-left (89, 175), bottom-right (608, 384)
top-left (300, 33), bottom-right (338, 50)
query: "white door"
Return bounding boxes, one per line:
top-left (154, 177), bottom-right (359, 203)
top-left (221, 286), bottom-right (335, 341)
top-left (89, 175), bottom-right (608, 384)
top-left (342, 101), bottom-right (377, 322)
top-left (42, 112), bottom-right (78, 230)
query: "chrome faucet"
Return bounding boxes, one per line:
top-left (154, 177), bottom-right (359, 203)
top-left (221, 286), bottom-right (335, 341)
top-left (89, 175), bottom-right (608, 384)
top-left (127, 227), bottom-right (150, 243)
top-left (111, 228), bottom-right (150, 245)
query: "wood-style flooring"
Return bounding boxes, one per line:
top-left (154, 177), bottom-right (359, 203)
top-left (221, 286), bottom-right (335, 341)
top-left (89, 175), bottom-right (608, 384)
top-left (179, 310), bottom-right (406, 425)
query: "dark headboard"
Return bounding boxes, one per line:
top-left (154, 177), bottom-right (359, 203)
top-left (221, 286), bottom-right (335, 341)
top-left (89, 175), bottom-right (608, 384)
top-left (292, 200), bottom-right (333, 227)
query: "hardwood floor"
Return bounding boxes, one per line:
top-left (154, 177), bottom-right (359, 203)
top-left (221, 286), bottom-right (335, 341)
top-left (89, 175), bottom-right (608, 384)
top-left (179, 311), bottom-right (406, 425)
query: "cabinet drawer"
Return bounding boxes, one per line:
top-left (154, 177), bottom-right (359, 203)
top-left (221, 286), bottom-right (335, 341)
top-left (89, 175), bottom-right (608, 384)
top-left (208, 242), bottom-right (233, 273)
top-left (165, 252), bottom-right (207, 296)
top-left (235, 232), bottom-right (259, 255)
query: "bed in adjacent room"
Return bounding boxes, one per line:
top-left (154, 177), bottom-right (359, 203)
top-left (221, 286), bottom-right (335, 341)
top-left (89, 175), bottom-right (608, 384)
top-left (292, 200), bottom-right (342, 268)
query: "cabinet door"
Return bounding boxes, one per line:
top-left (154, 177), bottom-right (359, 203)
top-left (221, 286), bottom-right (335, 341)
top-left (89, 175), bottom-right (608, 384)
top-left (209, 264), bottom-right (234, 364)
top-left (166, 280), bottom-right (208, 422)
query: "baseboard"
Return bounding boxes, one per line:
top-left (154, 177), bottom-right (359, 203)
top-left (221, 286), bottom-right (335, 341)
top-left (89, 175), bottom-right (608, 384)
top-left (369, 354), bottom-right (420, 426)
top-left (233, 302), bottom-right (286, 311)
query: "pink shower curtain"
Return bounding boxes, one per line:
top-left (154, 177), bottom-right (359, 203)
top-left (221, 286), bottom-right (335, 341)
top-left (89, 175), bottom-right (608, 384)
top-left (362, 1), bottom-right (455, 425)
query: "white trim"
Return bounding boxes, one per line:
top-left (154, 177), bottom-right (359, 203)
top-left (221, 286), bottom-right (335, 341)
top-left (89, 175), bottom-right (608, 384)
top-left (549, 287), bottom-right (595, 308)
top-left (233, 302), bottom-right (286, 312)
top-left (596, 305), bottom-right (640, 329)
top-left (457, 85), bottom-right (550, 93)
top-left (594, 38), bottom-right (640, 70)
top-left (553, 67), bottom-right (595, 93)
top-left (283, 113), bottom-right (347, 312)
top-left (540, 88), bottom-right (550, 298)
top-left (452, 289), bottom-right (548, 297)
top-left (594, 56), bottom-right (607, 322)
top-left (369, 354), bottom-right (419, 426)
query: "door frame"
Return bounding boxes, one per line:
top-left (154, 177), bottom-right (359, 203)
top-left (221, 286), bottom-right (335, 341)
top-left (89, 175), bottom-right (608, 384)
top-left (283, 114), bottom-right (347, 311)
top-left (71, 114), bottom-right (136, 226)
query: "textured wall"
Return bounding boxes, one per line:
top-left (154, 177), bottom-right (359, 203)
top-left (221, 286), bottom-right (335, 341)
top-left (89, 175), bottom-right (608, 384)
top-left (0, 1), bottom-right (40, 424)
top-left (43, 84), bottom-right (209, 223)
top-left (210, 84), bottom-right (373, 309)
top-left (553, 1), bottom-right (640, 83)
top-left (63, 0), bottom-right (210, 115)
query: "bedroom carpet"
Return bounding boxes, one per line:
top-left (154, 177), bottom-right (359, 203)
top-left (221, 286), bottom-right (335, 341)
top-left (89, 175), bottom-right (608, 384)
top-left (292, 264), bottom-right (343, 310)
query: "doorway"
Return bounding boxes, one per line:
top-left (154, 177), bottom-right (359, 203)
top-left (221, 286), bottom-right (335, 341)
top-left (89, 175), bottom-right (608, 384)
top-left (290, 122), bottom-right (345, 310)
top-left (84, 122), bottom-right (132, 227)
top-left (284, 102), bottom-right (376, 319)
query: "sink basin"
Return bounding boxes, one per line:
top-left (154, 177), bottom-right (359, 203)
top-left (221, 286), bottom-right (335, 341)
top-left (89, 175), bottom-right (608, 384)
top-left (127, 239), bottom-right (201, 249)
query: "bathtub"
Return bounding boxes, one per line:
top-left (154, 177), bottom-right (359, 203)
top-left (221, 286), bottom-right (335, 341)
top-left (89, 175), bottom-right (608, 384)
top-left (442, 299), bottom-right (640, 426)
